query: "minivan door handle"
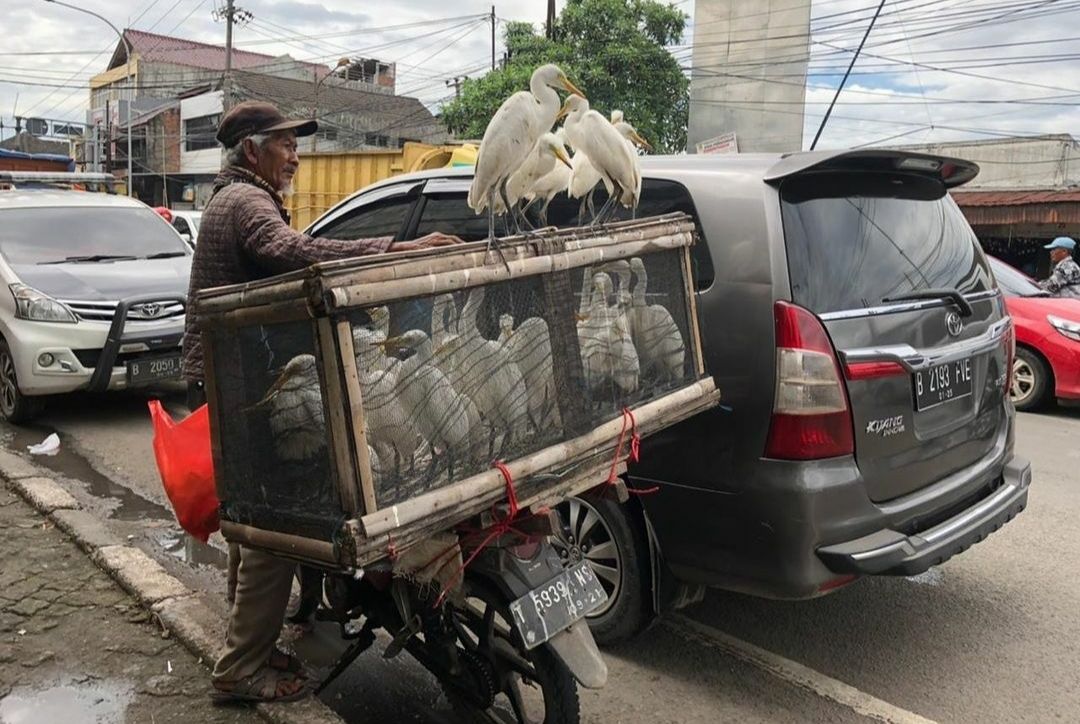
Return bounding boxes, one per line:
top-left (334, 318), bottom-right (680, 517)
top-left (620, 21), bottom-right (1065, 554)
top-left (882, 288), bottom-right (974, 317)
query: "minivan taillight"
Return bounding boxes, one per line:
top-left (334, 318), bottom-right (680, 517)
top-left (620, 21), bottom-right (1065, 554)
top-left (765, 301), bottom-right (854, 460)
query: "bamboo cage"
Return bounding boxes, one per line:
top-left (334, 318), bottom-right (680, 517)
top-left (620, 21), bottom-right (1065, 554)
top-left (197, 214), bottom-right (720, 569)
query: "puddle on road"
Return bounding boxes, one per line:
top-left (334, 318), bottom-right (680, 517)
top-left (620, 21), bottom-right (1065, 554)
top-left (11, 426), bottom-right (171, 522)
top-left (0, 679), bottom-right (134, 724)
top-left (8, 425), bottom-right (225, 571)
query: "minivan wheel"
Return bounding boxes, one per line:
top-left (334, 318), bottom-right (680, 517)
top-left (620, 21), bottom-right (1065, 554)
top-left (0, 341), bottom-right (41, 424)
top-left (1011, 347), bottom-right (1050, 411)
top-left (553, 493), bottom-right (653, 645)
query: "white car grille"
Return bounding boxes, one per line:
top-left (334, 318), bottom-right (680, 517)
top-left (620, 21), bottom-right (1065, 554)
top-left (60, 299), bottom-right (186, 323)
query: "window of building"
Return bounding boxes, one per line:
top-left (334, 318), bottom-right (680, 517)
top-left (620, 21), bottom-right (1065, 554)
top-left (184, 114), bottom-right (220, 152)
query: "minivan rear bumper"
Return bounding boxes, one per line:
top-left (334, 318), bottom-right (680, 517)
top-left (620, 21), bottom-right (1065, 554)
top-left (817, 455), bottom-right (1031, 576)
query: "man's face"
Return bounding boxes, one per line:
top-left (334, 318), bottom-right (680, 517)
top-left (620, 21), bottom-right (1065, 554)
top-left (246, 131), bottom-right (299, 193)
top-left (1052, 248), bottom-right (1071, 264)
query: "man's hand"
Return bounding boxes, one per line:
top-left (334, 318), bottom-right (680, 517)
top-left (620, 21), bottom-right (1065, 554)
top-left (390, 232), bottom-right (464, 252)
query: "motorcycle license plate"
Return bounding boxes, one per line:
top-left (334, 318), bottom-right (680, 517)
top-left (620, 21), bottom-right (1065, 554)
top-left (508, 561), bottom-right (608, 650)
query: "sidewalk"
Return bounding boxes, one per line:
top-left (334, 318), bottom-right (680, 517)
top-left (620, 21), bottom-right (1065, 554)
top-left (0, 484), bottom-right (259, 724)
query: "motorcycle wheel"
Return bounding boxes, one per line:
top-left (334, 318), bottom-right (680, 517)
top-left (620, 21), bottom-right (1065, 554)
top-left (441, 578), bottom-right (580, 724)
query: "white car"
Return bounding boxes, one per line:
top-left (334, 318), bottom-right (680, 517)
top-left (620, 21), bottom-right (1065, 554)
top-left (0, 184), bottom-right (191, 422)
top-left (170, 210), bottom-right (203, 246)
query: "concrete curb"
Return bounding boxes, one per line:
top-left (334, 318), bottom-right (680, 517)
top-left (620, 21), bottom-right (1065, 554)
top-left (1, 455), bottom-right (345, 724)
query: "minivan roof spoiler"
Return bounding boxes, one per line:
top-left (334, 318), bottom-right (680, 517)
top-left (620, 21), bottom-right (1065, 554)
top-left (763, 149), bottom-right (979, 188)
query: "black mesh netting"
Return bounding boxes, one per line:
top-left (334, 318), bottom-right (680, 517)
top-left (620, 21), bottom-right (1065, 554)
top-left (208, 247), bottom-right (697, 528)
top-left (207, 319), bottom-right (344, 540)
top-left (342, 248), bottom-right (696, 508)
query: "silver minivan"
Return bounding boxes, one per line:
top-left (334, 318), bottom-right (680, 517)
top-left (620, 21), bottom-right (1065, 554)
top-left (306, 148), bottom-right (1032, 643)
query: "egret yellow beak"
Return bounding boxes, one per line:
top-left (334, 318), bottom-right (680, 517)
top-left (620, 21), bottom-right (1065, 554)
top-left (575, 313), bottom-right (589, 323)
top-left (376, 335), bottom-right (404, 350)
top-left (630, 131), bottom-right (653, 152)
top-left (248, 367), bottom-right (292, 410)
top-left (559, 76), bottom-right (586, 99)
top-left (553, 146), bottom-right (573, 169)
top-left (556, 99), bottom-right (573, 122)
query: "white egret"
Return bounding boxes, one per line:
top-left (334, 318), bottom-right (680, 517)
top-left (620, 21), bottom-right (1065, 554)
top-left (353, 327), bottom-right (416, 480)
top-left (498, 132), bottom-right (573, 219)
top-left (430, 293), bottom-right (490, 461)
top-left (451, 287), bottom-right (530, 456)
top-left (579, 273), bottom-right (640, 397)
top-left (468, 64), bottom-right (584, 251)
top-left (382, 329), bottom-right (474, 482)
top-left (253, 354), bottom-right (325, 461)
top-left (629, 257), bottom-right (686, 384)
top-left (498, 313), bottom-right (561, 434)
top-left (522, 128), bottom-right (573, 226)
top-left (563, 97), bottom-right (643, 224)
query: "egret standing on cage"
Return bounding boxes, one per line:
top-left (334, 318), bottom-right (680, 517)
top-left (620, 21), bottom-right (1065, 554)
top-left (499, 132), bottom-right (573, 222)
top-left (563, 97), bottom-right (643, 224)
top-left (468, 64), bottom-right (584, 261)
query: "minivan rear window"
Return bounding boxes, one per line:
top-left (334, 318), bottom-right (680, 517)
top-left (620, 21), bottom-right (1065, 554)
top-left (780, 172), bottom-right (992, 314)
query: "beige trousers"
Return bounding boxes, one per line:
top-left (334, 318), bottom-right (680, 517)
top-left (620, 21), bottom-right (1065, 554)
top-left (212, 544), bottom-right (295, 683)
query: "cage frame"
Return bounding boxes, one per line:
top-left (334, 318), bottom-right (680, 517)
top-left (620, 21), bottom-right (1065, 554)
top-left (197, 214), bottom-right (718, 569)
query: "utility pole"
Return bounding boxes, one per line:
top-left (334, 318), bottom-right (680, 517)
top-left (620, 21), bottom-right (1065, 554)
top-left (215, 0), bottom-right (252, 110)
top-left (224, 0), bottom-right (234, 110)
top-left (546, 0), bottom-right (556, 40)
top-left (491, 6), bottom-right (496, 71)
top-left (445, 76), bottom-right (466, 99)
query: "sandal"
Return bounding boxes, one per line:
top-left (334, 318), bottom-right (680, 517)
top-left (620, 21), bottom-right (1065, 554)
top-left (268, 649), bottom-right (305, 675)
top-left (211, 667), bottom-right (310, 704)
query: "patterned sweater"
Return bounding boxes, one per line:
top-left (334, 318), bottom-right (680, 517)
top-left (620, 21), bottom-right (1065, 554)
top-left (182, 166), bottom-right (391, 381)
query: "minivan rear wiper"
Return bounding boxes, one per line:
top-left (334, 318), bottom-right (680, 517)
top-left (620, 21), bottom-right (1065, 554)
top-left (144, 251), bottom-right (188, 259)
top-left (882, 288), bottom-right (974, 317)
top-left (39, 254), bottom-right (139, 264)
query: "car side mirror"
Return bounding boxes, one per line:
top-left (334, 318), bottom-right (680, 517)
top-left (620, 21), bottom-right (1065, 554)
top-left (179, 232), bottom-right (193, 244)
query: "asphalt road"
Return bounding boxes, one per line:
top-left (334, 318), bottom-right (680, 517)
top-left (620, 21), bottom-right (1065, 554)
top-left (5, 387), bottom-right (1077, 723)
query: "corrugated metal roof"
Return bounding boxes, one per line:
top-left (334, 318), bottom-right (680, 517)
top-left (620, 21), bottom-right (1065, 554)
top-left (951, 189), bottom-right (1080, 206)
top-left (110, 30), bottom-right (326, 75)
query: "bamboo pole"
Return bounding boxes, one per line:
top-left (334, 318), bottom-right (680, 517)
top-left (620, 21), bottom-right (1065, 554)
top-left (195, 215), bottom-right (695, 316)
top-left (198, 298), bottom-right (314, 329)
top-left (315, 317), bottom-right (360, 515)
top-left (328, 234), bottom-right (694, 311)
top-left (201, 333), bottom-right (229, 504)
top-left (681, 245), bottom-right (707, 377)
top-left (220, 520), bottom-right (338, 565)
top-left (360, 378), bottom-right (719, 539)
top-left (335, 318), bottom-right (378, 515)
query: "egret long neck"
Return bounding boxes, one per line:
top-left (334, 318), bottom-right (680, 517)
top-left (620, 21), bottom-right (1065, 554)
top-left (632, 266), bottom-right (648, 307)
top-left (530, 78), bottom-right (561, 131)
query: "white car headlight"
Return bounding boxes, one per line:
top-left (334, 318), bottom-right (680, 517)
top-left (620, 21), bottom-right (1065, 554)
top-left (1047, 314), bottom-right (1080, 342)
top-left (9, 284), bottom-right (77, 323)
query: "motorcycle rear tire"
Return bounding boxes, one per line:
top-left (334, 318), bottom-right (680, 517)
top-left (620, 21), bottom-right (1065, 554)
top-left (442, 578), bottom-right (580, 724)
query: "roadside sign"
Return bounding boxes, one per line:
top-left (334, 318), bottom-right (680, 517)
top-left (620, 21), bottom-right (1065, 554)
top-left (696, 132), bottom-right (739, 155)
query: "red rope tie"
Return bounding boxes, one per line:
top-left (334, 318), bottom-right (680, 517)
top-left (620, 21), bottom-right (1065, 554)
top-left (609, 407), bottom-right (658, 496)
top-left (433, 460), bottom-right (522, 607)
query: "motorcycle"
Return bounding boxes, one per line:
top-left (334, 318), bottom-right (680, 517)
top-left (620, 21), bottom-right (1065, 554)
top-left (291, 507), bottom-right (609, 724)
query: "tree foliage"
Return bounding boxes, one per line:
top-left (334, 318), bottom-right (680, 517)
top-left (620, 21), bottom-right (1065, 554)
top-left (441, 0), bottom-right (689, 153)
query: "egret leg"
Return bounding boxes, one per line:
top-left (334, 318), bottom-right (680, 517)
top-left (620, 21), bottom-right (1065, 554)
top-left (591, 188), bottom-right (618, 227)
top-left (539, 197), bottom-right (552, 227)
top-left (486, 185), bottom-right (511, 272)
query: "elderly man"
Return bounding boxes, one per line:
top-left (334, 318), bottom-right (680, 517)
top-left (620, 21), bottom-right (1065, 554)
top-left (183, 101), bottom-right (460, 704)
top-left (1039, 237), bottom-right (1080, 298)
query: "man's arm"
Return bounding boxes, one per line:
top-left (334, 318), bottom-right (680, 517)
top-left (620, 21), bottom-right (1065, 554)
top-left (235, 188), bottom-right (392, 274)
top-left (1040, 266), bottom-right (1067, 293)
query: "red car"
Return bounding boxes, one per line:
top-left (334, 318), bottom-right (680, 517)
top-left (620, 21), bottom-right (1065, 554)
top-left (990, 256), bottom-right (1080, 411)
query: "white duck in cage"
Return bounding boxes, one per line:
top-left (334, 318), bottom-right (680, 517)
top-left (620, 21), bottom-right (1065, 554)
top-left (629, 257), bottom-right (686, 383)
top-left (253, 354), bottom-right (326, 462)
top-left (498, 313), bottom-right (561, 434)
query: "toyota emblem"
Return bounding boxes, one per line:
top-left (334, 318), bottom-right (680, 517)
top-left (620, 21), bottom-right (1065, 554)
top-left (946, 312), bottom-right (963, 337)
top-left (134, 303), bottom-right (163, 319)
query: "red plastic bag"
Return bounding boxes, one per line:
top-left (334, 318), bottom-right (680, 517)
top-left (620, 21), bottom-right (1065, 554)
top-left (148, 400), bottom-right (219, 542)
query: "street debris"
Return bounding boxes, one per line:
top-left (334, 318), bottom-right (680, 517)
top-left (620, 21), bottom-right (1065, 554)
top-left (27, 433), bottom-right (60, 456)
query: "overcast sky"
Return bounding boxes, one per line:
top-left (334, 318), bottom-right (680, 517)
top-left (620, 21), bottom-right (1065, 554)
top-left (2, 0), bottom-right (1078, 151)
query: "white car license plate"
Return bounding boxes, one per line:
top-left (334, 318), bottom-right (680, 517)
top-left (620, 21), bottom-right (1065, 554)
top-left (508, 561), bottom-right (608, 650)
top-left (127, 354), bottom-right (182, 386)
